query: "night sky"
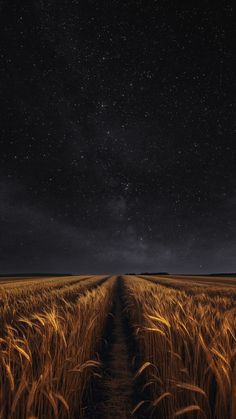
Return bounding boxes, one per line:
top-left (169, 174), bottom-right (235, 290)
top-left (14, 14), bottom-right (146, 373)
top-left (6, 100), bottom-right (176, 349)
top-left (1, 1), bottom-right (235, 274)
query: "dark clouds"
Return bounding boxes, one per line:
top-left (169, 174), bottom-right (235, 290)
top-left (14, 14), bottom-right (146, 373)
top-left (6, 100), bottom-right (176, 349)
top-left (0, 1), bottom-right (235, 273)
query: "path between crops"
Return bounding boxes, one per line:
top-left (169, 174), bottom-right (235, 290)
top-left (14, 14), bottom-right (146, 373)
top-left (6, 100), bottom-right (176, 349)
top-left (96, 277), bottom-right (134, 418)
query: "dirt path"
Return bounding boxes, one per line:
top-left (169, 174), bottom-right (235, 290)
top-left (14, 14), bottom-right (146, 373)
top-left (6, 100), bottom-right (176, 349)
top-left (96, 277), bottom-right (134, 418)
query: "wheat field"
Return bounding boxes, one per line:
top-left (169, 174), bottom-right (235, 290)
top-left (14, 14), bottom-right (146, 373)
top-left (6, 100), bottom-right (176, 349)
top-left (0, 274), bottom-right (236, 418)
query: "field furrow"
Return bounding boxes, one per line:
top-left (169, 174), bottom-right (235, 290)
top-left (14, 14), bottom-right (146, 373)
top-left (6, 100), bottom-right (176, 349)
top-left (94, 277), bottom-right (135, 419)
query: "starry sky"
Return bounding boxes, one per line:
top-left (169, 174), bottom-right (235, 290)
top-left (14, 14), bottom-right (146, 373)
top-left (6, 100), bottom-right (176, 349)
top-left (0, 1), bottom-right (235, 274)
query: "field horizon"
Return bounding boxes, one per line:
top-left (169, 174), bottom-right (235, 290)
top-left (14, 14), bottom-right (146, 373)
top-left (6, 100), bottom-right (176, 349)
top-left (1, 271), bottom-right (236, 277)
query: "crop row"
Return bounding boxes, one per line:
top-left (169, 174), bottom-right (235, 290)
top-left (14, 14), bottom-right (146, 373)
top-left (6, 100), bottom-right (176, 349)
top-left (123, 275), bottom-right (236, 419)
top-left (0, 276), bottom-right (107, 328)
top-left (140, 274), bottom-right (236, 300)
top-left (0, 275), bottom-right (92, 293)
top-left (0, 276), bottom-right (115, 418)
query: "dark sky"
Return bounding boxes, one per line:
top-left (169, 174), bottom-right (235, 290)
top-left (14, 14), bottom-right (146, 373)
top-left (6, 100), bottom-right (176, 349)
top-left (0, 1), bottom-right (235, 274)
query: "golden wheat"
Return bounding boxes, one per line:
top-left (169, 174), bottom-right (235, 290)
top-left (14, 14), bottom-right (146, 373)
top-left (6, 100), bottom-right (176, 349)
top-left (0, 276), bottom-right (115, 419)
top-left (123, 275), bottom-right (236, 419)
